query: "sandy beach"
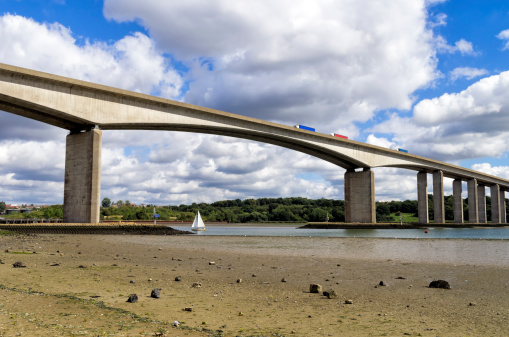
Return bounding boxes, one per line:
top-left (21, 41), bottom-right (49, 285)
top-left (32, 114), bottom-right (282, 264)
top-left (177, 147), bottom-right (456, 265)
top-left (1, 232), bottom-right (509, 336)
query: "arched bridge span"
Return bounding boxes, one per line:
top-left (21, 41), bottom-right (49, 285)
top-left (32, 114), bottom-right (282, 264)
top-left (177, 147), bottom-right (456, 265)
top-left (1, 63), bottom-right (508, 224)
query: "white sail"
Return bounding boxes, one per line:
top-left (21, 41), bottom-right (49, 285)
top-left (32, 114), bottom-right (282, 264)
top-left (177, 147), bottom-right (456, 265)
top-left (191, 211), bottom-right (206, 231)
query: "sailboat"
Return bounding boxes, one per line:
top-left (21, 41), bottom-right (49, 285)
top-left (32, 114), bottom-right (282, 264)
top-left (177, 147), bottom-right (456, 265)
top-left (191, 211), bottom-right (206, 231)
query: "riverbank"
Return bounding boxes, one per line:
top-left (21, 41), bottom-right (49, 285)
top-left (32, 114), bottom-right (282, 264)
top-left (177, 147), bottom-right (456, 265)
top-left (1, 234), bottom-right (508, 336)
top-left (0, 224), bottom-right (193, 235)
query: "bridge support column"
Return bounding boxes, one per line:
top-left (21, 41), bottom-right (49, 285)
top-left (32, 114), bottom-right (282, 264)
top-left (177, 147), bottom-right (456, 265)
top-left (500, 190), bottom-right (506, 224)
top-left (417, 172), bottom-right (428, 224)
top-left (344, 168), bottom-right (376, 223)
top-left (467, 179), bottom-right (478, 223)
top-left (433, 170), bottom-right (445, 223)
top-left (63, 128), bottom-right (102, 223)
top-left (478, 185), bottom-right (486, 223)
top-left (490, 185), bottom-right (501, 224)
top-left (453, 179), bottom-right (463, 223)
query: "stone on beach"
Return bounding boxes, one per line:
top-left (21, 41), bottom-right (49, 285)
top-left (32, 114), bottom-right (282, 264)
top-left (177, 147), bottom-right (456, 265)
top-left (151, 288), bottom-right (161, 298)
top-left (309, 284), bottom-right (322, 293)
top-left (429, 280), bottom-right (450, 289)
top-left (323, 289), bottom-right (338, 299)
top-left (127, 294), bottom-right (138, 303)
top-left (13, 261), bottom-right (26, 268)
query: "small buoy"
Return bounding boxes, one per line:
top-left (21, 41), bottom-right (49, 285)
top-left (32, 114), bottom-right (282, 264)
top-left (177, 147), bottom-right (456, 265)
top-left (424, 230), bottom-right (429, 233)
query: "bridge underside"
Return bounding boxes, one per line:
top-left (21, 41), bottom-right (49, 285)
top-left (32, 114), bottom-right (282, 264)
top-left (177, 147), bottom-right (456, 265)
top-left (1, 63), bottom-right (509, 224)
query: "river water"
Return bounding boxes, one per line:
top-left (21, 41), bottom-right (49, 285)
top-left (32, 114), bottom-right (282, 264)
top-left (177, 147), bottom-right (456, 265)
top-left (169, 224), bottom-right (509, 240)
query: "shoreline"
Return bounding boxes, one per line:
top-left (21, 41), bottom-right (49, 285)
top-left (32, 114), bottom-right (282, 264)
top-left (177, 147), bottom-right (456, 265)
top-left (1, 234), bottom-right (508, 336)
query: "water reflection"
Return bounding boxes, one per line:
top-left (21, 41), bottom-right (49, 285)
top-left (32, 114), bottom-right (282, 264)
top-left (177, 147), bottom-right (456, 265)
top-left (171, 225), bottom-right (509, 240)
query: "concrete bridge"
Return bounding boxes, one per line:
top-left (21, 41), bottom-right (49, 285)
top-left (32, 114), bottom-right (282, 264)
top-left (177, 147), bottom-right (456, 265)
top-left (1, 63), bottom-right (508, 224)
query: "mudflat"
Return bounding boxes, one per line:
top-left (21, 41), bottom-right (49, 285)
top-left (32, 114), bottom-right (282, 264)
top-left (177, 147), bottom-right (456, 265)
top-left (1, 233), bottom-right (508, 336)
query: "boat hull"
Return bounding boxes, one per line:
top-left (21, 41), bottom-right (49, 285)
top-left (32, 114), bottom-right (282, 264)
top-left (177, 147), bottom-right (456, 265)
top-left (191, 228), bottom-right (206, 231)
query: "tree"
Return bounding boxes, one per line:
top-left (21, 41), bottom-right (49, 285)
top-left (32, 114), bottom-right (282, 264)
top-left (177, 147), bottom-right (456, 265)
top-left (0, 201), bottom-right (6, 214)
top-left (101, 197), bottom-right (111, 208)
top-left (125, 200), bottom-right (131, 206)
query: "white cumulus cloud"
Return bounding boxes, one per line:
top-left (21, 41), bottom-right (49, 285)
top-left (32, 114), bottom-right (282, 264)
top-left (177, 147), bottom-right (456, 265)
top-left (371, 71), bottom-right (509, 162)
top-left (104, 0), bottom-right (439, 133)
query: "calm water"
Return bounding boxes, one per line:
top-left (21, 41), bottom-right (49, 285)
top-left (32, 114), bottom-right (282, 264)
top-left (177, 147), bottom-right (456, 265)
top-left (169, 224), bottom-right (509, 239)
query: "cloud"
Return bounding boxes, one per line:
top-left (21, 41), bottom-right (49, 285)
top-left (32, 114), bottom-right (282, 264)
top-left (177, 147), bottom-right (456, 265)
top-left (104, 0), bottom-right (439, 133)
top-left (370, 71), bottom-right (509, 162)
top-left (0, 14), bottom-right (183, 98)
top-left (471, 163), bottom-right (509, 180)
top-left (497, 29), bottom-right (509, 50)
top-left (100, 132), bottom-right (344, 205)
top-left (435, 36), bottom-right (476, 55)
top-left (428, 13), bottom-right (447, 28)
top-left (450, 67), bottom-right (488, 81)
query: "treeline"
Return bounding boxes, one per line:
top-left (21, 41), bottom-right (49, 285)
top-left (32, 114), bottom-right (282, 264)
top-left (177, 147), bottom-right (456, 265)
top-left (3, 195), bottom-right (508, 222)
top-left (101, 197), bottom-right (346, 223)
top-left (104, 195), bottom-right (504, 223)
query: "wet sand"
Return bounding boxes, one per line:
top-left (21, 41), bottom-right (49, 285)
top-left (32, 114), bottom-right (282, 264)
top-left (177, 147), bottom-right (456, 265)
top-left (1, 234), bottom-right (509, 336)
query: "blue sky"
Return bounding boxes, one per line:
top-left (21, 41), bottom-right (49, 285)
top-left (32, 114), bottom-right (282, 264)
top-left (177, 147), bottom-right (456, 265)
top-left (1, 0), bottom-right (509, 206)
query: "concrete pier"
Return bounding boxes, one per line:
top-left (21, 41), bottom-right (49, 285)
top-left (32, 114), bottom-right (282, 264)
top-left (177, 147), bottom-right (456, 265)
top-left (344, 168), bottom-right (376, 223)
top-left (453, 179), bottom-right (463, 223)
top-left (478, 185), bottom-right (486, 223)
top-left (467, 179), bottom-right (478, 223)
top-left (500, 190), bottom-right (506, 224)
top-left (490, 185), bottom-right (500, 224)
top-left (417, 172), bottom-right (429, 224)
top-left (63, 129), bottom-right (102, 223)
top-left (433, 170), bottom-right (445, 223)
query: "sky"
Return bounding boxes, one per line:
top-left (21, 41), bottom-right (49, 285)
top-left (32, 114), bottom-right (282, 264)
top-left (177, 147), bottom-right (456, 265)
top-left (1, 0), bottom-right (509, 206)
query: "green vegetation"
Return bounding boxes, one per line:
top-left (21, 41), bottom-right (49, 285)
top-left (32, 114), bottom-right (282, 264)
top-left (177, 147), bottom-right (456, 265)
top-left (1, 194), bottom-right (508, 223)
top-left (1, 205), bottom-right (63, 219)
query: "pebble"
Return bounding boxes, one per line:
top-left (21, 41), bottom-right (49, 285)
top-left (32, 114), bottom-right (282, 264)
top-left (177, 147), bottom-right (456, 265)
top-left (192, 282), bottom-right (202, 288)
top-left (345, 299), bottom-right (353, 304)
top-left (237, 278), bottom-right (242, 283)
top-left (281, 278), bottom-right (287, 282)
top-left (175, 276), bottom-right (182, 281)
top-left (209, 261), bottom-right (216, 265)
